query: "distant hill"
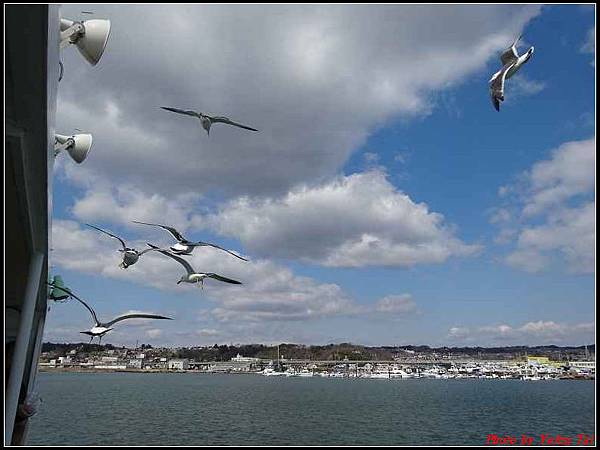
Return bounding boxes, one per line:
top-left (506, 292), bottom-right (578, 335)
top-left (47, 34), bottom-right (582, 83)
top-left (41, 342), bottom-right (595, 361)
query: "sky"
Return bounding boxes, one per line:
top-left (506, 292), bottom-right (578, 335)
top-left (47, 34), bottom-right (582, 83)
top-left (47, 4), bottom-right (596, 348)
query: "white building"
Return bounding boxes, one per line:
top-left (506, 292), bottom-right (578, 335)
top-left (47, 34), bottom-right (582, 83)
top-left (569, 361), bottom-right (596, 372)
top-left (231, 354), bottom-right (261, 363)
top-left (101, 356), bottom-right (119, 363)
top-left (168, 359), bottom-right (189, 370)
top-left (94, 365), bottom-right (127, 370)
top-left (127, 359), bottom-right (143, 369)
top-left (58, 356), bottom-right (71, 365)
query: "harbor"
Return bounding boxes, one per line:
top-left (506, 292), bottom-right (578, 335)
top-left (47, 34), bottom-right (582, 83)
top-left (257, 359), bottom-right (595, 380)
top-left (39, 348), bottom-right (595, 381)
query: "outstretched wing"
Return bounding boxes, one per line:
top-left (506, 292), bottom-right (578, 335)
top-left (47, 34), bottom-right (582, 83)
top-left (500, 46), bottom-right (518, 66)
top-left (190, 241), bottom-right (249, 261)
top-left (63, 287), bottom-right (100, 325)
top-left (209, 116), bottom-right (258, 132)
top-left (132, 221), bottom-right (186, 242)
top-left (105, 314), bottom-right (173, 328)
top-left (489, 63), bottom-right (514, 111)
top-left (46, 282), bottom-right (100, 324)
top-left (160, 106), bottom-right (200, 118)
top-left (207, 273), bottom-right (243, 285)
top-left (137, 246), bottom-right (162, 256)
top-left (86, 223), bottom-right (127, 250)
top-left (500, 35), bottom-right (521, 66)
top-left (147, 243), bottom-right (196, 275)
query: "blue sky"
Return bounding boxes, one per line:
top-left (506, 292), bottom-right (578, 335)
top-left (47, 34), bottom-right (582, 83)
top-left (47, 5), bottom-right (595, 347)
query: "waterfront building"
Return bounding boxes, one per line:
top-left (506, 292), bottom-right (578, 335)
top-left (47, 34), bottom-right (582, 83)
top-left (569, 361), bottom-right (596, 376)
top-left (231, 354), bottom-right (261, 363)
top-left (127, 359), bottom-right (144, 369)
top-left (570, 361), bottom-right (596, 369)
top-left (101, 356), bottom-right (119, 363)
top-left (168, 359), bottom-right (190, 370)
top-left (38, 361), bottom-right (56, 368)
top-left (58, 356), bottom-right (72, 366)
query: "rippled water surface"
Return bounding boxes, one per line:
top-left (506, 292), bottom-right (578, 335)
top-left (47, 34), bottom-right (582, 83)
top-left (28, 372), bottom-right (595, 445)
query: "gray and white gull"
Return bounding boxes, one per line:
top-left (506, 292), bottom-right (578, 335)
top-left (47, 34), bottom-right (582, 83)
top-left (160, 106), bottom-right (258, 135)
top-left (47, 284), bottom-right (172, 344)
top-left (132, 221), bottom-right (248, 261)
top-left (489, 35), bottom-right (535, 111)
top-left (87, 223), bottom-right (159, 268)
top-left (147, 243), bottom-right (243, 288)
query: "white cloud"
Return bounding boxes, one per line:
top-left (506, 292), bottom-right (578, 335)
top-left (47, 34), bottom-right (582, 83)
top-left (580, 26), bottom-right (595, 66)
top-left (51, 220), bottom-right (392, 324)
top-left (202, 170), bottom-right (480, 268)
top-left (374, 294), bottom-right (418, 315)
top-left (509, 75), bottom-right (547, 98)
top-left (363, 152), bottom-right (380, 164)
top-left (394, 151), bottom-right (410, 164)
top-left (494, 138), bottom-right (595, 274)
top-left (447, 320), bottom-right (594, 346)
top-left (489, 207), bottom-right (512, 224)
top-left (145, 329), bottom-right (163, 339)
top-left (511, 202), bottom-right (595, 274)
top-left (56, 4), bottom-right (541, 200)
top-left (70, 185), bottom-right (200, 232)
top-left (504, 248), bottom-right (549, 273)
top-left (52, 220), bottom-right (424, 330)
top-left (523, 139), bottom-right (595, 217)
top-left (448, 326), bottom-right (470, 340)
top-left (197, 329), bottom-right (220, 337)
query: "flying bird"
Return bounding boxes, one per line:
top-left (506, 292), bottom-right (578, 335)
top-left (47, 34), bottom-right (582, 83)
top-left (132, 220), bottom-right (248, 261)
top-left (489, 35), bottom-right (535, 111)
top-left (147, 243), bottom-right (243, 288)
top-left (86, 223), bottom-right (159, 268)
top-left (160, 106), bottom-right (258, 135)
top-left (46, 283), bottom-right (172, 344)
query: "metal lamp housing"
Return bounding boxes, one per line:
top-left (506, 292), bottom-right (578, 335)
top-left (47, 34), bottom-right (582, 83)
top-left (68, 133), bottom-right (93, 163)
top-left (55, 133), bottom-right (93, 164)
top-left (76, 19), bottom-right (111, 66)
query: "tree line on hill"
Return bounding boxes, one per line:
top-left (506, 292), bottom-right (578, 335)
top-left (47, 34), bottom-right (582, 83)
top-left (41, 342), bottom-right (594, 361)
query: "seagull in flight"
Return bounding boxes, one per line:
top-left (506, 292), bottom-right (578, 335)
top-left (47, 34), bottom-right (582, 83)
top-left (489, 35), bottom-right (535, 111)
top-left (160, 106), bottom-right (258, 135)
top-left (132, 220), bottom-right (248, 261)
top-left (147, 243), bottom-right (243, 288)
top-left (86, 223), bottom-right (159, 268)
top-left (46, 283), bottom-right (172, 344)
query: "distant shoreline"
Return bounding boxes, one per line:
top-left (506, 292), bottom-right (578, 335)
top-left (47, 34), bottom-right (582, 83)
top-left (38, 367), bottom-right (593, 380)
top-left (38, 367), bottom-right (257, 374)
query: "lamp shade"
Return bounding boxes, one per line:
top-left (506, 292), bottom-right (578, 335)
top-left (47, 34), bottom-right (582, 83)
top-left (49, 276), bottom-right (71, 301)
top-left (67, 133), bottom-right (93, 164)
top-left (76, 19), bottom-right (111, 66)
